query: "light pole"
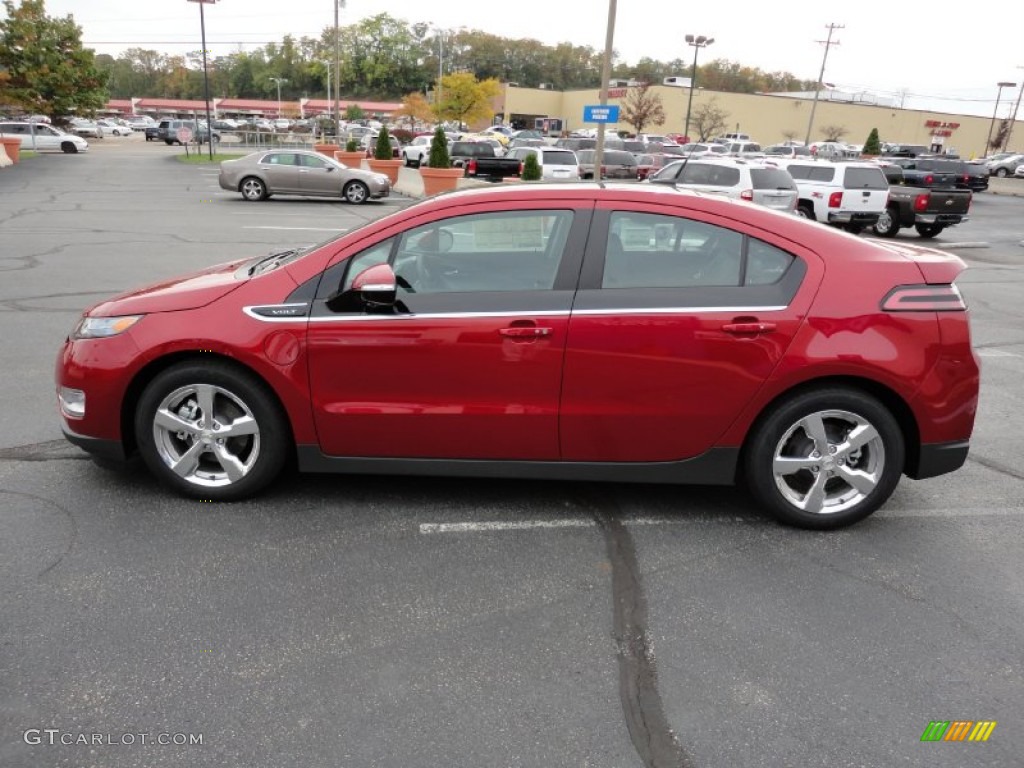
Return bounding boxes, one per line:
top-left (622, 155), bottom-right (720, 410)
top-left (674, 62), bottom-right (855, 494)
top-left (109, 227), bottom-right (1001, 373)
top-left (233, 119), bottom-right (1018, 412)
top-left (186, 0), bottom-right (217, 160)
top-left (270, 77), bottom-right (287, 118)
top-left (683, 34), bottom-right (713, 143)
top-left (334, 0), bottom-right (345, 137)
top-left (986, 81), bottom-right (1016, 156)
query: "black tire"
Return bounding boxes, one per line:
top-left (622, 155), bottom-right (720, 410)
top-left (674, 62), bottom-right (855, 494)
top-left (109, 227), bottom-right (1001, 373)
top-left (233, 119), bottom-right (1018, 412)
top-left (165, 140), bottom-right (174, 146)
top-left (796, 203), bottom-right (815, 220)
top-left (744, 387), bottom-right (905, 530)
top-left (872, 207), bottom-right (900, 238)
top-left (61, 142), bottom-right (78, 154)
top-left (914, 223), bottom-right (944, 239)
top-left (845, 224), bottom-right (865, 235)
top-left (239, 176), bottom-right (267, 201)
top-left (134, 362), bottom-right (289, 500)
top-left (343, 180), bottom-right (369, 204)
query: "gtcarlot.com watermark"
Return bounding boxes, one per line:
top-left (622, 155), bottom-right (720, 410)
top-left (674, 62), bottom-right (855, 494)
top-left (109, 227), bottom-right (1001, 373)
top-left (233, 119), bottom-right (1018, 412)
top-left (24, 729), bottom-right (203, 747)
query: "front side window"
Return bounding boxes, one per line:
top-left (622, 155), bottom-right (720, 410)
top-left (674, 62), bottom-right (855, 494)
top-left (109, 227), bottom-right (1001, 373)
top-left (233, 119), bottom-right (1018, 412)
top-left (391, 210), bottom-right (574, 294)
top-left (299, 154), bottom-right (329, 169)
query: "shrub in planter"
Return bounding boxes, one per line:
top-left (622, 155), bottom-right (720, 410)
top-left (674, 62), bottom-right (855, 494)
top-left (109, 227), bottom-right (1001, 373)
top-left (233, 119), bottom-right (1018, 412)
top-left (374, 126), bottom-right (394, 160)
top-left (345, 137), bottom-right (358, 152)
top-left (521, 153), bottom-right (542, 181)
top-left (419, 127), bottom-right (462, 196)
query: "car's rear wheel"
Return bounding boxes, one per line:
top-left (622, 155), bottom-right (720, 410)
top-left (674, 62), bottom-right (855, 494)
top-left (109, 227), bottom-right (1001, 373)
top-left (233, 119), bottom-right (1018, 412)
top-left (844, 224), bottom-right (865, 235)
top-left (60, 142), bottom-right (78, 154)
top-left (343, 180), bottom-right (369, 204)
top-left (915, 223), bottom-right (944, 238)
top-left (240, 177), bottom-right (267, 201)
top-left (872, 207), bottom-right (900, 238)
top-left (796, 203), bottom-right (815, 220)
top-left (744, 388), bottom-right (904, 529)
top-left (135, 362), bottom-right (289, 500)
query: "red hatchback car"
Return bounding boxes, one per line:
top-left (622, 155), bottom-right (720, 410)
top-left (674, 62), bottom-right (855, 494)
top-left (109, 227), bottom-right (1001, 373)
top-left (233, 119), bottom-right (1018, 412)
top-left (56, 184), bottom-right (979, 529)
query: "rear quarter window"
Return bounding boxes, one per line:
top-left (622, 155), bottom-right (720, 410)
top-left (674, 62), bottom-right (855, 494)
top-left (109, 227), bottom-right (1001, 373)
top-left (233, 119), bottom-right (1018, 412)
top-left (787, 165), bottom-right (836, 182)
top-left (750, 168), bottom-right (796, 190)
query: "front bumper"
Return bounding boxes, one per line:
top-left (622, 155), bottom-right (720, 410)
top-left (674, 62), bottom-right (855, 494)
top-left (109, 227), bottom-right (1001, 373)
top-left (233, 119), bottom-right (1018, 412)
top-left (61, 423), bottom-right (129, 463)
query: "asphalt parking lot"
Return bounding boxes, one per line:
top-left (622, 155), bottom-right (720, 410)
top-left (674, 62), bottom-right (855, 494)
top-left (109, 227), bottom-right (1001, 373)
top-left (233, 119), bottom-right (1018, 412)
top-left (1, 137), bottom-right (1023, 767)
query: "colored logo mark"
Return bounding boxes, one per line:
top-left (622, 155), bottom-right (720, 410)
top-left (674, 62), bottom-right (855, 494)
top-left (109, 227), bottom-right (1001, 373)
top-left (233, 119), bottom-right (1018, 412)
top-left (921, 721), bottom-right (997, 742)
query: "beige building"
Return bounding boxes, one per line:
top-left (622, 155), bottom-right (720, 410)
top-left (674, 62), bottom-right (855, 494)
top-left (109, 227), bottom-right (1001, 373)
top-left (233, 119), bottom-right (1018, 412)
top-left (497, 84), bottom-right (1023, 158)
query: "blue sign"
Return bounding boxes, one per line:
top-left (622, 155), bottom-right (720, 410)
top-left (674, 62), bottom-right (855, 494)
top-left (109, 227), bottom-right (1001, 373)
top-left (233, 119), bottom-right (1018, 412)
top-left (583, 105), bottom-right (620, 123)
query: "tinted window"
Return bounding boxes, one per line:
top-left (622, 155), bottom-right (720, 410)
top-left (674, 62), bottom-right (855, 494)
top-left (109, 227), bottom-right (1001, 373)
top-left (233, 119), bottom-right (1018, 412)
top-left (392, 211), bottom-right (573, 294)
top-left (787, 165), bottom-right (836, 182)
top-left (745, 239), bottom-right (794, 286)
top-left (541, 150), bottom-right (577, 166)
top-left (650, 162), bottom-right (685, 181)
top-left (750, 168), bottom-right (796, 190)
top-left (843, 168), bottom-right (887, 190)
top-left (603, 151), bottom-right (637, 166)
top-left (604, 212), bottom-right (744, 288)
top-left (677, 163), bottom-right (741, 186)
top-left (299, 154), bottom-right (329, 168)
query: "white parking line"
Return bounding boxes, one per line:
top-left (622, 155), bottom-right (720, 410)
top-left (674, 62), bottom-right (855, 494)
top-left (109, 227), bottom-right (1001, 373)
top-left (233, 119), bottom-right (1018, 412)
top-left (976, 349), bottom-right (1020, 357)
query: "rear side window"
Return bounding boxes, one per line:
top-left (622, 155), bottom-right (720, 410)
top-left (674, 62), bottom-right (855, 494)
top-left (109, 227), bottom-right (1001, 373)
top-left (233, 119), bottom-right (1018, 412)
top-left (678, 164), bottom-right (741, 186)
top-left (604, 151), bottom-right (637, 165)
top-left (787, 165), bottom-right (836, 182)
top-left (750, 168), bottom-right (796, 190)
top-left (843, 168), bottom-right (888, 190)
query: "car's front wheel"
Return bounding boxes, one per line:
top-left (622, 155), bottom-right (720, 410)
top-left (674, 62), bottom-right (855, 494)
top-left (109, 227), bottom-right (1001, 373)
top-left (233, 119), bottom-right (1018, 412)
top-left (995, 168), bottom-right (1008, 178)
top-left (744, 388), bottom-right (905, 529)
top-left (240, 177), bottom-right (267, 201)
top-left (872, 207), bottom-right (900, 238)
top-left (135, 362), bottom-right (289, 500)
top-left (343, 180), bottom-right (369, 204)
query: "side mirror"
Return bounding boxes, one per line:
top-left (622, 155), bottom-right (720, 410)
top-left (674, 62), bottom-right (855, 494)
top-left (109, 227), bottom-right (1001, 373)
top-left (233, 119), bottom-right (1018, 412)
top-left (351, 263), bottom-right (397, 309)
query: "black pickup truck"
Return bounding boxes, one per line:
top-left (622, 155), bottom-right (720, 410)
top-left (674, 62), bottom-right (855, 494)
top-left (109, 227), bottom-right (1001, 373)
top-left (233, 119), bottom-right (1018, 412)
top-left (449, 141), bottom-right (521, 181)
top-left (872, 163), bottom-right (971, 239)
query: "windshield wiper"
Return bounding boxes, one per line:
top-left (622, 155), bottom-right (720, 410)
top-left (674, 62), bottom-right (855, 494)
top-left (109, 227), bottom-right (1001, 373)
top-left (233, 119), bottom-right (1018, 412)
top-left (248, 248), bottom-right (302, 276)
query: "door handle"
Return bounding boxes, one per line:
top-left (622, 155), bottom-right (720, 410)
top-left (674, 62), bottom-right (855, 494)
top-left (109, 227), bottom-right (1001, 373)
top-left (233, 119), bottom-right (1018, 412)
top-left (499, 326), bottom-right (553, 338)
top-left (722, 321), bottom-right (776, 334)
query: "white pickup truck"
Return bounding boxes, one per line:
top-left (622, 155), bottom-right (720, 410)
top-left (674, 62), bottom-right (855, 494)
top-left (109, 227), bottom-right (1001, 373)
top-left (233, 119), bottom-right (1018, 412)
top-left (773, 159), bottom-right (890, 234)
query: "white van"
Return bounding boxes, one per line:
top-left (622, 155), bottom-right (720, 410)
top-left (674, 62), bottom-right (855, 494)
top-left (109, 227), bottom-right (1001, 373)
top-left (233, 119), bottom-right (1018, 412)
top-left (0, 121), bottom-right (89, 153)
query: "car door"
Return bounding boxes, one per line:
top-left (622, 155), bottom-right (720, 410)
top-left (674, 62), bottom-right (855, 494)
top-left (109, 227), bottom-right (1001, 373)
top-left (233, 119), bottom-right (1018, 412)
top-left (257, 152), bottom-right (302, 194)
top-left (306, 203), bottom-right (591, 460)
top-left (559, 204), bottom-right (817, 462)
top-left (297, 153), bottom-right (341, 196)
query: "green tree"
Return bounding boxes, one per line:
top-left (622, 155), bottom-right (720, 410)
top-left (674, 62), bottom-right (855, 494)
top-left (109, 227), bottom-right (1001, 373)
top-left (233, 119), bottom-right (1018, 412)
top-left (620, 82), bottom-right (666, 135)
top-left (863, 128), bottom-right (882, 155)
top-left (0, 0), bottom-right (108, 120)
top-left (374, 124), bottom-right (393, 159)
top-left (436, 72), bottom-right (500, 127)
top-left (521, 152), bottom-right (542, 181)
top-left (344, 103), bottom-right (365, 121)
top-left (427, 126), bottom-right (450, 168)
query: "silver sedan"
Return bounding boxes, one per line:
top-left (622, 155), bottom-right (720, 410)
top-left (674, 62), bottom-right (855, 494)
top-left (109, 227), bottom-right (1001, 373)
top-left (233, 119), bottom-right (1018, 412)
top-left (218, 149), bottom-right (391, 204)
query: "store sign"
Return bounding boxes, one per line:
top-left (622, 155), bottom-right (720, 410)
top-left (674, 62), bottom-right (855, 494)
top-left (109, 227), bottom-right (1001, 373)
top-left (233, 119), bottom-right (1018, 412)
top-left (924, 120), bottom-right (960, 130)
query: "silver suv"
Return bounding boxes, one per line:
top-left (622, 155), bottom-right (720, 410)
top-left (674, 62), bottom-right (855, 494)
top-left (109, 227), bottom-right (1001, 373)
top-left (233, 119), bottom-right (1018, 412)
top-left (648, 157), bottom-right (798, 212)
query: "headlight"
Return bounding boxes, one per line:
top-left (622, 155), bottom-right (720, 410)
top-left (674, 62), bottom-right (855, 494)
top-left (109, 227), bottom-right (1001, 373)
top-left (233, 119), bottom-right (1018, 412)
top-left (376, 175), bottom-right (390, 184)
top-left (73, 315), bottom-right (143, 339)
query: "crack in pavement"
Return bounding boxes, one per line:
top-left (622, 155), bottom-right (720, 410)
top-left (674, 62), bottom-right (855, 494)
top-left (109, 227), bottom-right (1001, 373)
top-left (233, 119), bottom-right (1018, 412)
top-left (0, 487), bottom-right (79, 578)
top-left (968, 453), bottom-right (1024, 481)
top-left (581, 489), bottom-right (696, 768)
top-left (0, 439), bottom-right (89, 462)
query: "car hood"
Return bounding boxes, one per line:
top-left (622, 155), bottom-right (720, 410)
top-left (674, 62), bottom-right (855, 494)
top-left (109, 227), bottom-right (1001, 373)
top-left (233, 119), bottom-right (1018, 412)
top-left (86, 259), bottom-right (249, 317)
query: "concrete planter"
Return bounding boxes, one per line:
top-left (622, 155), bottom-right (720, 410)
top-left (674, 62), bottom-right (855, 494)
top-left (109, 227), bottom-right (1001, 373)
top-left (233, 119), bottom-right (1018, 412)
top-left (313, 143), bottom-right (340, 158)
top-left (367, 158), bottom-right (402, 186)
top-left (419, 167), bottom-right (464, 196)
top-left (334, 150), bottom-right (365, 168)
top-left (1, 137), bottom-right (21, 164)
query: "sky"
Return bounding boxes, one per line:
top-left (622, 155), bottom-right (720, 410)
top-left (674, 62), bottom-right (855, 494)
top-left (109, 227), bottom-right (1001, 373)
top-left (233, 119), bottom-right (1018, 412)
top-left (29, 0), bottom-right (1024, 119)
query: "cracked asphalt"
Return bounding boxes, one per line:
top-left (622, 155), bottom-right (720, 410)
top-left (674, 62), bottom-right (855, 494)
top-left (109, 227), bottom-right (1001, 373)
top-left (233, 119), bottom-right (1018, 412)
top-left (1, 137), bottom-right (1022, 767)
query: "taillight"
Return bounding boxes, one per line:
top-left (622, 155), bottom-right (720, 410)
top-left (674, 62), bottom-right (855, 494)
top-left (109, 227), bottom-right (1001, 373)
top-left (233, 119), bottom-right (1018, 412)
top-left (467, 159), bottom-right (477, 175)
top-left (881, 284), bottom-right (967, 312)
top-left (740, 189), bottom-right (753, 201)
top-left (913, 193), bottom-right (930, 212)
top-left (519, 162), bottom-right (524, 176)
top-left (962, 175), bottom-right (969, 186)
top-left (828, 191), bottom-right (843, 208)
top-left (924, 174), bottom-right (934, 185)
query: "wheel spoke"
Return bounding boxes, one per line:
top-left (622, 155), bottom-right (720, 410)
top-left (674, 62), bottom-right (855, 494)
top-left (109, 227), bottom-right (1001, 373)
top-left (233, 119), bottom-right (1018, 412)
top-left (836, 423), bottom-right (879, 458)
top-left (798, 413), bottom-right (829, 454)
top-left (773, 455), bottom-right (818, 475)
top-left (836, 464), bottom-right (879, 496)
top-left (195, 384), bottom-right (216, 425)
top-left (154, 408), bottom-right (198, 436)
top-left (170, 441), bottom-right (205, 478)
top-left (212, 444), bottom-right (246, 482)
top-left (798, 471), bottom-right (829, 513)
top-left (220, 414), bottom-right (258, 438)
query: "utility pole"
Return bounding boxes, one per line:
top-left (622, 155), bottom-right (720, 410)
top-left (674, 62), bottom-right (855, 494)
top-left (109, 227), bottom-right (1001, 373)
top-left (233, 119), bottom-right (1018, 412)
top-left (594, 0), bottom-right (617, 177)
top-left (334, 0), bottom-right (344, 138)
top-left (1002, 66), bottom-right (1024, 152)
top-left (804, 23), bottom-right (843, 146)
